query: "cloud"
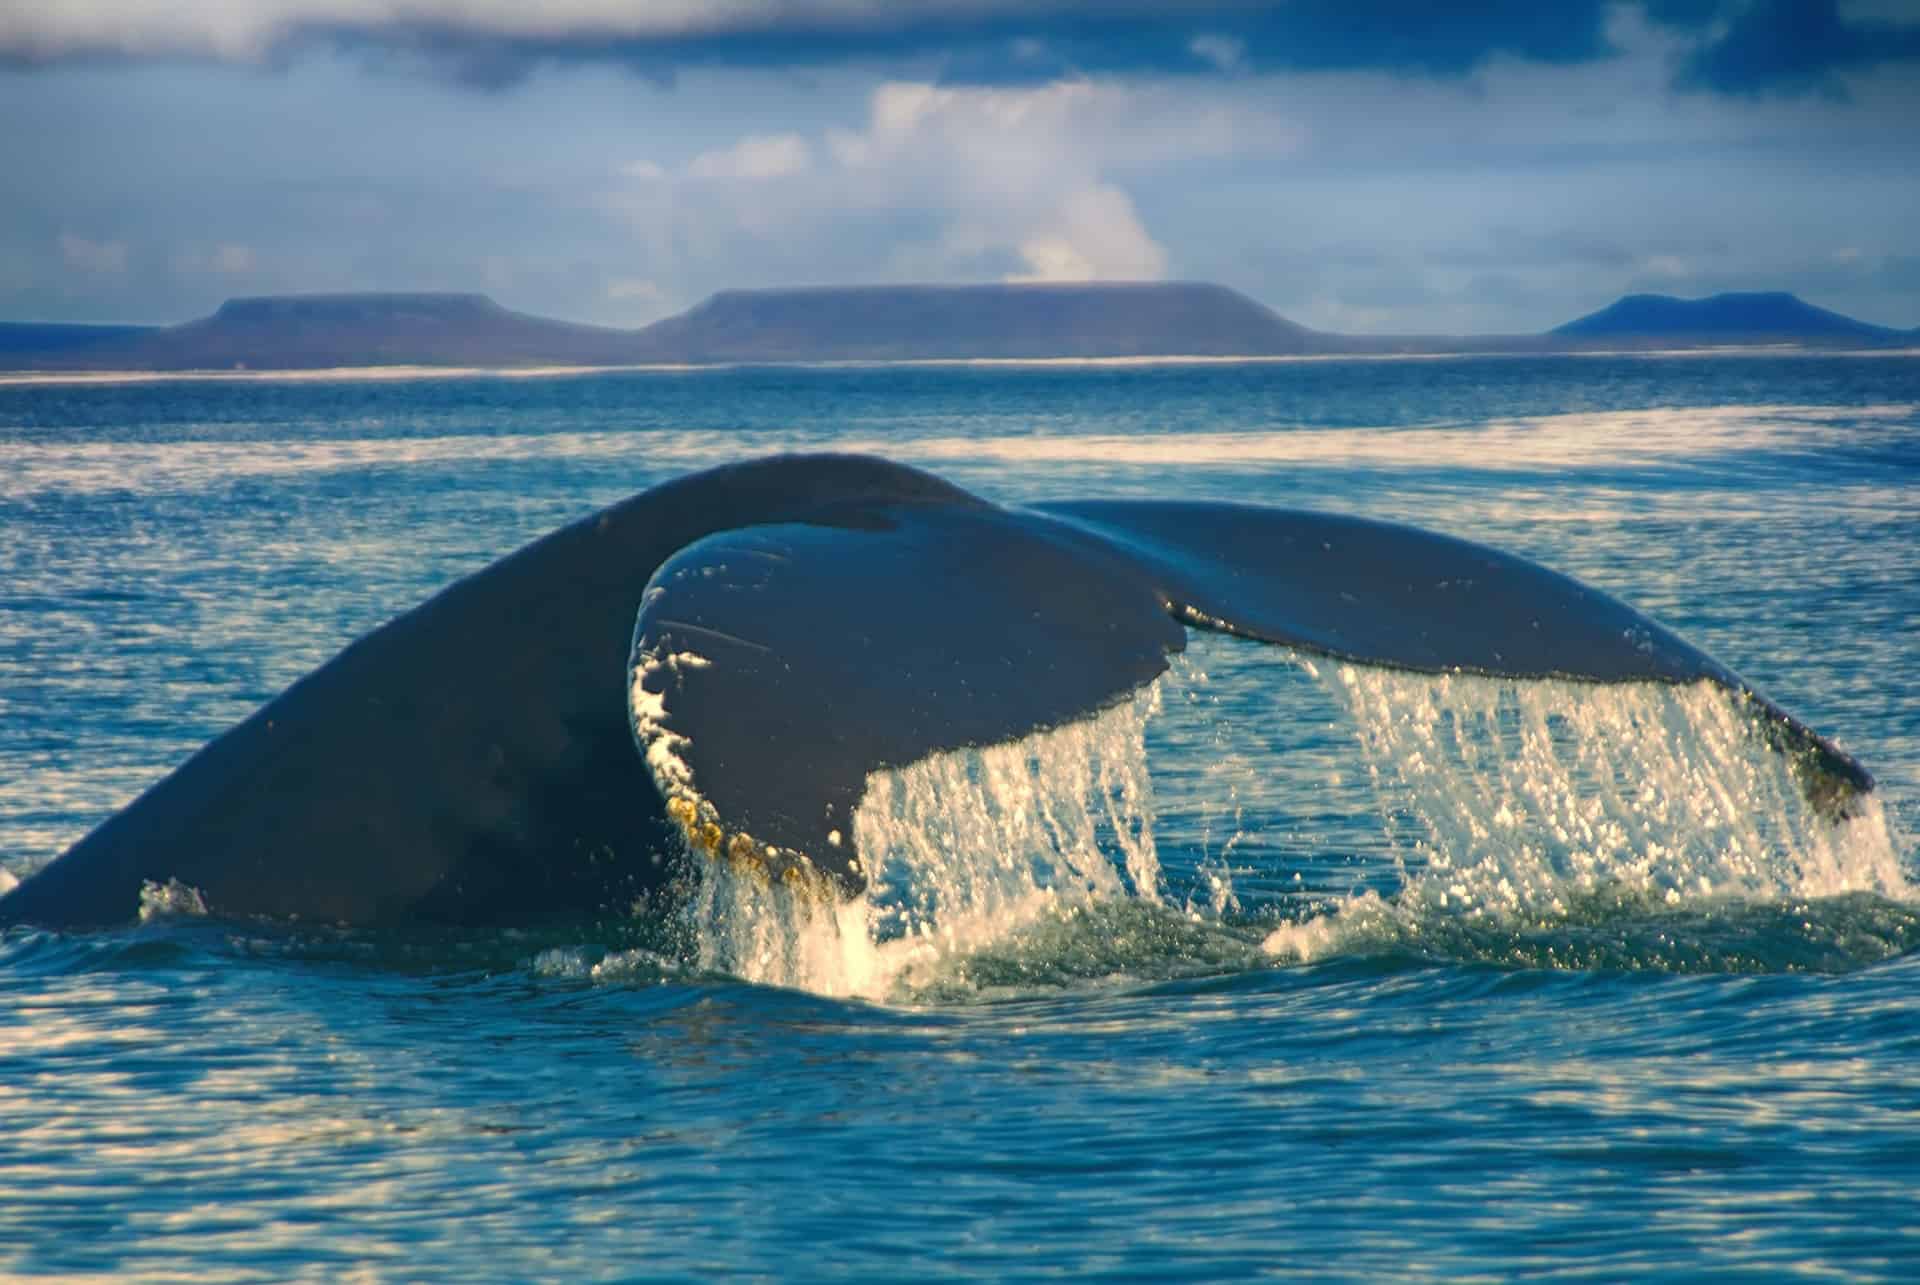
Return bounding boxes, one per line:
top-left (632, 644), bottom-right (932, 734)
top-left (1656, 0), bottom-right (1920, 96)
top-left (212, 244), bottom-right (255, 274)
top-left (0, 1), bottom-right (1619, 86)
top-left (14, 1), bottom-right (1914, 97)
top-left (5, 3), bottom-right (1917, 332)
top-left (597, 78), bottom-right (1269, 298)
top-left (687, 133), bottom-right (811, 180)
top-left (604, 276), bottom-right (664, 304)
top-left (817, 80), bottom-right (1249, 280)
top-left (58, 232), bottom-right (126, 273)
top-left (1006, 186), bottom-right (1167, 282)
top-left (1187, 34), bottom-right (1246, 74)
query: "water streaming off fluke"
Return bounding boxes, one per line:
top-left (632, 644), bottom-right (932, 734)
top-left (675, 651), bottom-right (1914, 996)
top-left (680, 689), bottom-right (1162, 1000)
top-left (1266, 665), bottom-right (1914, 970)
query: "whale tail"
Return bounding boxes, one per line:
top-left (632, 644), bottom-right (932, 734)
top-left (3, 455), bottom-right (1873, 929)
top-left (1034, 499), bottom-right (1873, 819)
top-left (633, 477), bottom-right (1874, 899)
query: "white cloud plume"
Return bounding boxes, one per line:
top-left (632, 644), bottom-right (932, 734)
top-left (598, 77), bottom-right (1303, 302)
top-left (604, 277), bottom-right (664, 302)
top-left (212, 244), bottom-right (255, 274)
top-left (58, 232), bottom-right (127, 274)
top-left (817, 81), bottom-right (1223, 282)
top-left (688, 133), bottom-right (812, 181)
top-left (1188, 33), bottom-right (1245, 73)
top-left (1006, 187), bottom-right (1165, 282)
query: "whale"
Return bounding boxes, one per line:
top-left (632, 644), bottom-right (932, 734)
top-left (0, 453), bottom-right (1874, 929)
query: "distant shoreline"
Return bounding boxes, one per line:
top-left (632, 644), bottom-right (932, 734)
top-left (6, 345), bottom-right (1920, 387)
top-left (6, 285), bottom-right (1912, 376)
top-left (0, 363), bottom-right (698, 387)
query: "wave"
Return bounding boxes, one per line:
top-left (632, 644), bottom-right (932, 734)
top-left (4, 403), bottom-right (1911, 500)
top-left (869, 404), bottom-right (1916, 473)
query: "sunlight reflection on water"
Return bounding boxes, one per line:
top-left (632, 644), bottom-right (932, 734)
top-left (2, 358), bottom-right (1917, 1280)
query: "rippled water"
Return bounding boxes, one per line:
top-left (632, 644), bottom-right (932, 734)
top-left (3, 356), bottom-right (1917, 1279)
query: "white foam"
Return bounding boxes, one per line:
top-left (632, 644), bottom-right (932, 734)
top-left (137, 878), bottom-right (209, 921)
top-left (529, 945), bottom-right (675, 983)
top-left (628, 644), bottom-right (707, 797)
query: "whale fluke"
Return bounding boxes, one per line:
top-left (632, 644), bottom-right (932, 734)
top-left (1035, 499), bottom-right (1871, 815)
top-left (629, 504), bottom-right (1185, 894)
top-left (0, 454), bottom-right (1874, 928)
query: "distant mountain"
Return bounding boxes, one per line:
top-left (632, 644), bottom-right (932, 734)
top-left (0, 321), bottom-right (154, 360)
top-left (1553, 291), bottom-right (1899, 341)
top-left (12, 284), bottom-right (1323, 370)
top-left (631, 282), bottom-right (1321, 362)
top-left (30, 293), bottom-right (645, 371)
top-left (4, 285), bottom-right (1912, 373)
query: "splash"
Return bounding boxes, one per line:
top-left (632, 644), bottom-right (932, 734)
top-left (1265, 665), bottom-right (1914, 968)
top-left (665, 647), bottom-right (1913, 993)
top-left (680, 689), bottom-right (1162, 1000)
top-left (137, 878), bottom-right (209, 921)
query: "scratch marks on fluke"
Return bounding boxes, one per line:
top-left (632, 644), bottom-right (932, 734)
top-left (631, 637), bottom-right (836, 899)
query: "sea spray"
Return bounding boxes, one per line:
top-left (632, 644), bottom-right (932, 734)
top-left (1266, 665), bottom-right (1914, 965)
top-left (672, 647), bottom-right (1912, 990)
top-left (681, 689), bottom-right (1163, 999)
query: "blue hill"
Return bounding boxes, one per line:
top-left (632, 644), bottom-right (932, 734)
top-left (632, 282), bottom-right (1319, 361)
top-left (1553, 291), bottom-right (1897, 340)
top-left (0, 321), bottom-right (153, 358)
top-left (4, 285), bottom-right (1912, 371)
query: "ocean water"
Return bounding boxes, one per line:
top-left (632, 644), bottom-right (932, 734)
top-left (2, 355), bottom-right (1917, 1279)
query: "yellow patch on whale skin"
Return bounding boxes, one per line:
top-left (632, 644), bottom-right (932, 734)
top-left (661, 791), bottom-right (839, 902)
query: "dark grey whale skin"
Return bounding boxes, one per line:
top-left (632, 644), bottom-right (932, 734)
top-left (0, 456), bottom-right (974, 928)
top-left (1, 455), bottom-right (1871, 929)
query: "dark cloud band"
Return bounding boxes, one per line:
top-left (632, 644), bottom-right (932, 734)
top-left (266, 1), bottom-right (1623, 91)
top-left (2, 1), bottom-right (1915, 95)
top-left (1671, 0), bottom-right (1920, 96)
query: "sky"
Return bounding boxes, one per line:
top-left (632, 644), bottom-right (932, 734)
top-left (1, 0), bottom-right (1917, 333)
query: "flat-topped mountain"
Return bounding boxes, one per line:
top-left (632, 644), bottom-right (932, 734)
top-left (0, 321), bottom-right (154, 360)
top-left (153, 291), bottom-right (647, 368)
top-left (27, 292), bottom-right (644, 370)
top-left (632, 282), bottom-right (1320, 361)
top-left (12, 283), bottom-right (1323, 371)
top-left (1554, 291), bottom-right (1902, 341)
top-left (3, 284), bottom-right (1911, 372)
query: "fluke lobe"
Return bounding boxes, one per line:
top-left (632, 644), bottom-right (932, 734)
top-left (0, 454), bottom-right (1873, 929)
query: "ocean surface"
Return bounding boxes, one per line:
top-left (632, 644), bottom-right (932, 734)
top-left (2, 355), bottom-right (1916, 1280)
